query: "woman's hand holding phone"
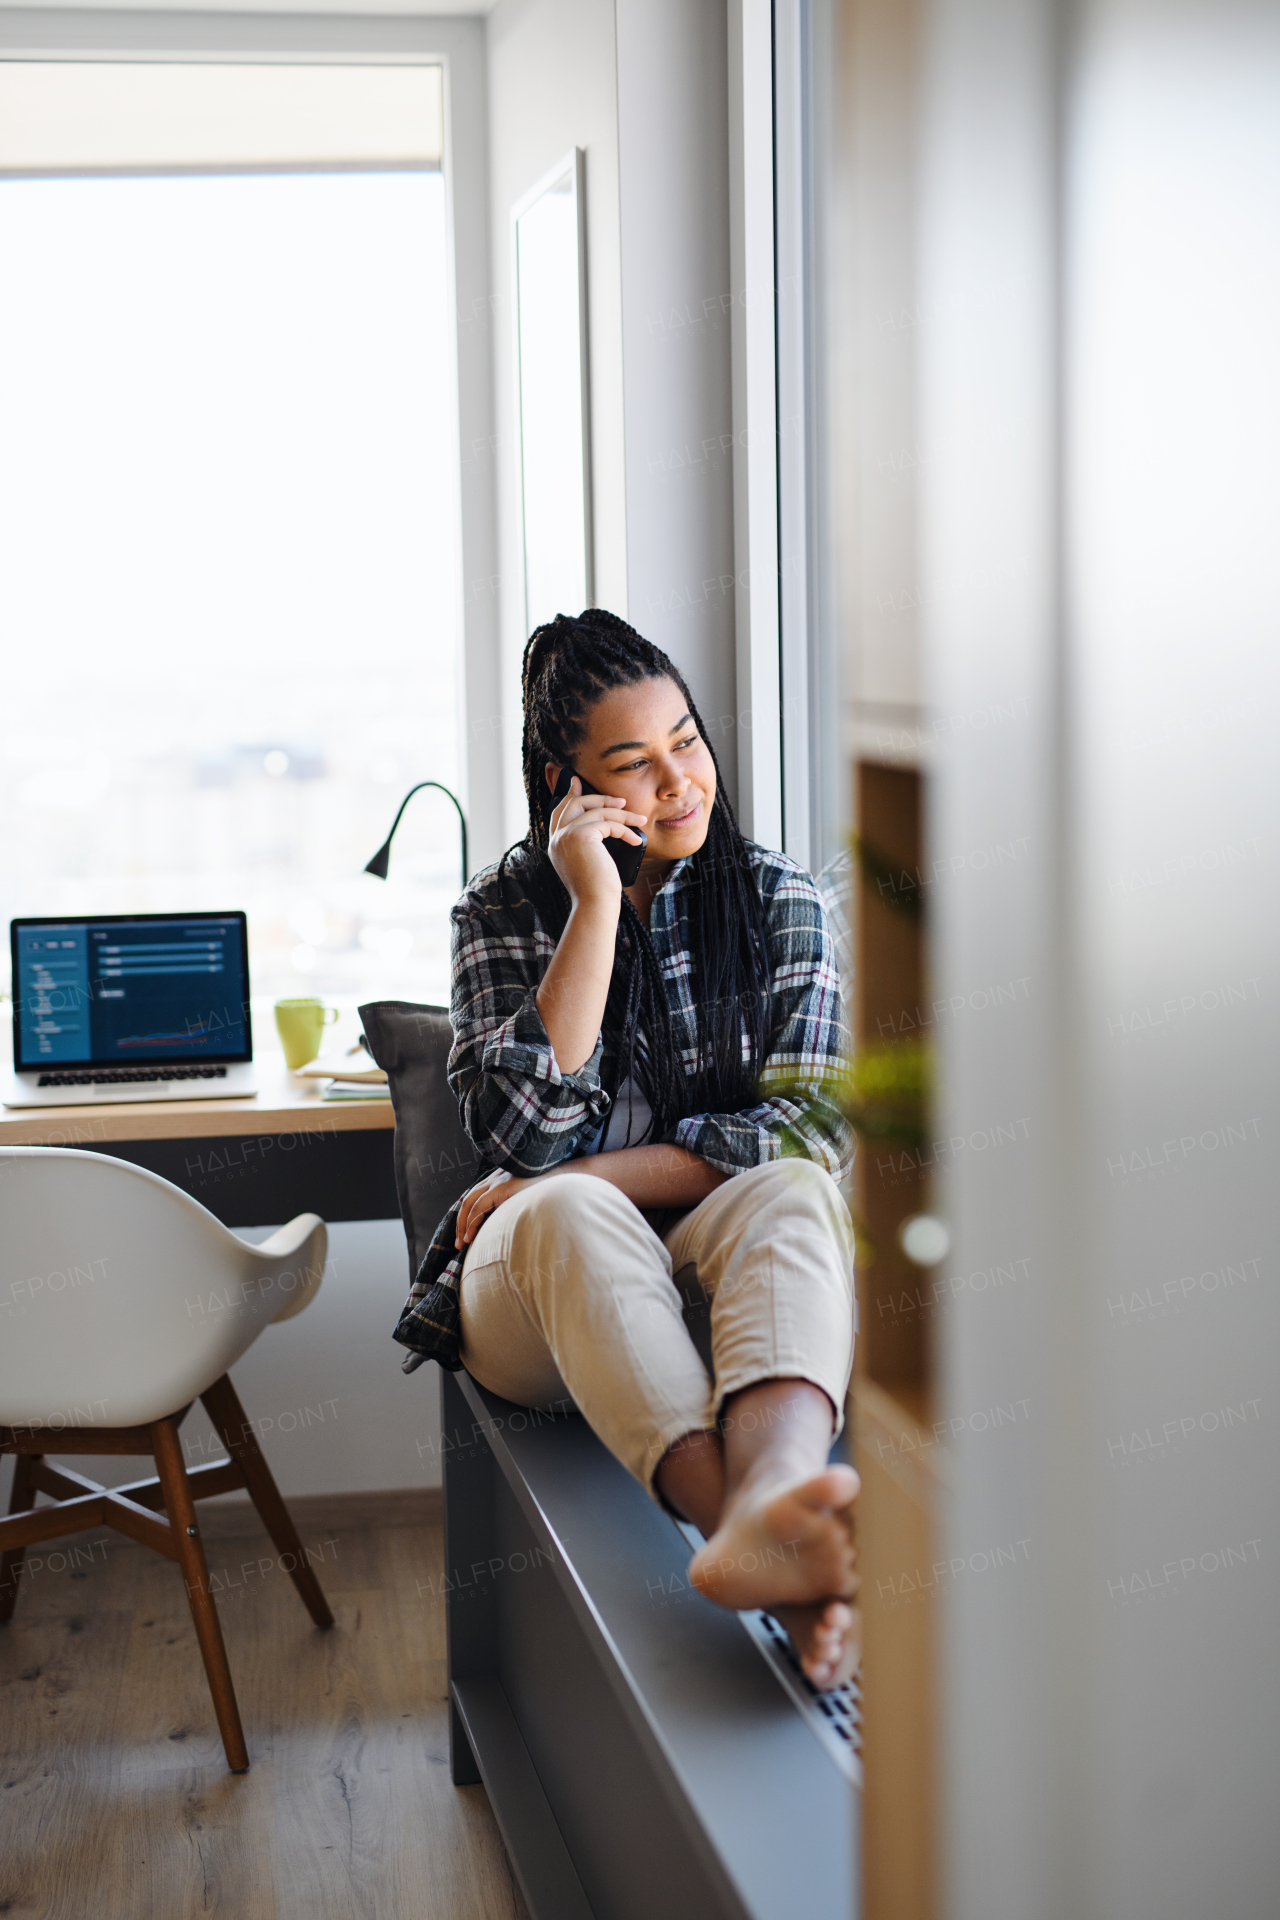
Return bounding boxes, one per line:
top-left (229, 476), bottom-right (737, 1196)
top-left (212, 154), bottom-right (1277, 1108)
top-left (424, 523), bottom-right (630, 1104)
top-left (536, 774), bottom-right (645, 1073)
top-left (547, 774), bottom-right (648, 908)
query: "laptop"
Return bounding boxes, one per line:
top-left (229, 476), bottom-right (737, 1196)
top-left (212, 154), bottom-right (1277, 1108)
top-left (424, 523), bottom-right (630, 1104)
top-left (5, 911), bottom-right (258, 1107)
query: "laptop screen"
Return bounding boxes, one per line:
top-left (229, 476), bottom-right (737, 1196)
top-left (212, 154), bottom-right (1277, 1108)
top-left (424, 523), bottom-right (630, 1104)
top-left (11, 913), bottom-right (252, 1071)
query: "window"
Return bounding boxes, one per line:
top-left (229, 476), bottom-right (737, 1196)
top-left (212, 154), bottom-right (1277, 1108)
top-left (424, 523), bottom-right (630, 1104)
top-left (0, 62), bottom-right (463, 1017)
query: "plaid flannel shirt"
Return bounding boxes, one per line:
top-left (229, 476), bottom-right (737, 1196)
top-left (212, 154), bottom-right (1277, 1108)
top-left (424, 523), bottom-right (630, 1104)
top-left (393, 840), bottom-right (853, 1369)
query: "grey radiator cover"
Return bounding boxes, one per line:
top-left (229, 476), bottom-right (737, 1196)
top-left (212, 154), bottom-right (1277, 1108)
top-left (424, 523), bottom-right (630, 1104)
top-left (441, 1367), bottom-right (857, 1920)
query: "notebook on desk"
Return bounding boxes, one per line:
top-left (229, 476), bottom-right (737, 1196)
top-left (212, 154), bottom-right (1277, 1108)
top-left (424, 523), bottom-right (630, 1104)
top-left (4, 911), bottom-right (258, 1107)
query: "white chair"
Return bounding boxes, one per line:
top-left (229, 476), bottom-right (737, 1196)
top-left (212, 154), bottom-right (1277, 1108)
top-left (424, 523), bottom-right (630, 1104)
top-left (0, 1146), bottom-right (333, 1773)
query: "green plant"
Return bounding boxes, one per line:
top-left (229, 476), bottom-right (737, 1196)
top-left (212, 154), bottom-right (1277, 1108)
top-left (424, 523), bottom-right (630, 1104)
top-left (830, 1038), bottom-right (931, 1150)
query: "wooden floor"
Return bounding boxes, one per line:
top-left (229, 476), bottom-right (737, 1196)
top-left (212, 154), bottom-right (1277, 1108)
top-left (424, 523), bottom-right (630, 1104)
top-left (0, 1489), bottom-right (531, 1920)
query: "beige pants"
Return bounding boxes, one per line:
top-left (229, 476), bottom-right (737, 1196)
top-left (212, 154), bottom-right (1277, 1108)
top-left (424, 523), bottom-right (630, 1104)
top-left (459, 1159), bottom-right (855, 1496)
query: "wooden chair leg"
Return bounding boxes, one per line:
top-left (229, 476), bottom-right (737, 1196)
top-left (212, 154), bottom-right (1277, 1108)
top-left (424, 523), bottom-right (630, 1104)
top-left (0, 1453), bottom-right (39, 1624)
top-left (200, 1374), bottom-right (335, 1630)
top-left (151, 1417), bottom-right (250, 1774)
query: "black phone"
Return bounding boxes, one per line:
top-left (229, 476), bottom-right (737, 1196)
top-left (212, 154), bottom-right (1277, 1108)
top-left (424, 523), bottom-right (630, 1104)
top-left (552, 765), bottom-right (647, 887)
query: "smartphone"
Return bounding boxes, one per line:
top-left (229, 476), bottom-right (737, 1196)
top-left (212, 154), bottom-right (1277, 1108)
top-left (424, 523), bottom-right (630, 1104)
top-left (552, 765), bottom-right (648, 887)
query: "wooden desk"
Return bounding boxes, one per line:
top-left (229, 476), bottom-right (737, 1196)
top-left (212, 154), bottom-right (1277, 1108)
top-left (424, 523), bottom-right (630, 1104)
top-left (0, 1056), bottom-right (398, 1227)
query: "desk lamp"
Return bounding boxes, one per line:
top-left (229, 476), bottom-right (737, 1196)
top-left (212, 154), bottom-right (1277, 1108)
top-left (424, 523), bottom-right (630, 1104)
top-left (364, 781), bottom-right (469, 890)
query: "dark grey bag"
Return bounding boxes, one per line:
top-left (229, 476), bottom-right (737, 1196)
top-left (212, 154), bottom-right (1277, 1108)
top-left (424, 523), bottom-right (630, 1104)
top-left (357, 1001), bottom-right (480, 1284)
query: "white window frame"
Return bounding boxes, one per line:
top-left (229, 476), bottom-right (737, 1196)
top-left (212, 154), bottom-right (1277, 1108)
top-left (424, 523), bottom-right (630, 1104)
top-left (728, 0), bottom-right (839, 872)
top-left (0, 8), bottom-right (501, 873)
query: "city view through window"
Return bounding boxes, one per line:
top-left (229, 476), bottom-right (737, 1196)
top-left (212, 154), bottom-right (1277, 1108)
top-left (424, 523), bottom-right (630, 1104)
top-left (1, 155), bottom-right (463, 1042)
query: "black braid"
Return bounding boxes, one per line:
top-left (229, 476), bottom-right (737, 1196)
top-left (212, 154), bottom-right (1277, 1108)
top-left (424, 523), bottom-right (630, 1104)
top-left (505, 608), bottom-right (772, 1141)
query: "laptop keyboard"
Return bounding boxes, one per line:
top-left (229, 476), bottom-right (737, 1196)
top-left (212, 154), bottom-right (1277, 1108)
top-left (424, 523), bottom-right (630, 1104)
top-left (36, 1066), bottom-right (230, 1087)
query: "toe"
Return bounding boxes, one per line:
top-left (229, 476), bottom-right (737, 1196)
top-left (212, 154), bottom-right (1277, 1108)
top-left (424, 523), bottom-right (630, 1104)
top-left (792, 1465), bottom-right (860, 1515)
top-left (803, 1602), bottom-right (853, 1687)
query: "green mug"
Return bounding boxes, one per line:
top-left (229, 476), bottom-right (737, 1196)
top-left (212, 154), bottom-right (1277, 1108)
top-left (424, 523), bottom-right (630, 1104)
top-left (274, 997), bottom-right (339, 1070)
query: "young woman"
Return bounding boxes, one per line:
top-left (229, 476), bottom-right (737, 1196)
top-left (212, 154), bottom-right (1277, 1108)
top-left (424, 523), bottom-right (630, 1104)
top-left (395, 609), bottom-right (858, 1687)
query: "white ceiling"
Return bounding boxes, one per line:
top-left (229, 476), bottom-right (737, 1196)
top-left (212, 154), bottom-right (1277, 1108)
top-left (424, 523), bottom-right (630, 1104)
top-left (0, 59), bottom-right (444, 166)
top-left (0, 1), bottom-right (492, 15)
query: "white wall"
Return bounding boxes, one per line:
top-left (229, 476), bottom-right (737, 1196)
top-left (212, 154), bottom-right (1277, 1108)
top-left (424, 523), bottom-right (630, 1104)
top-left (920, 0), bottom-right (1280, 1913)
top-left (486, 0), bottom-right (629, 845)
top-left (203, 1222), bottom-right (443, 1497)
top-left (487, 0), bottom-right (741, 832)
top-left (616, 0), bottom-right (739, 808)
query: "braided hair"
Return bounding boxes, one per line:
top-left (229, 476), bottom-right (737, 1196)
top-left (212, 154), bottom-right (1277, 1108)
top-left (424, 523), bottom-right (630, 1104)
top-left (508, 607), bottom-right (772, 1142)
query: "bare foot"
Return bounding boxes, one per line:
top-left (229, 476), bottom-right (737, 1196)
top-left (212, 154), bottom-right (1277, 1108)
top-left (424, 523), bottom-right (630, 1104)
top-left (688, 1464), bottom-right (858, 1612)
top-left (771, 1599), bottom-right (860, 1691)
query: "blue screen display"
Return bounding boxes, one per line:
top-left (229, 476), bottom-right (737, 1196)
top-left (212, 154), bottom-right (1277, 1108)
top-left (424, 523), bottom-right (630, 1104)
top-left (14, 916), bottom-right (250, 1068)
